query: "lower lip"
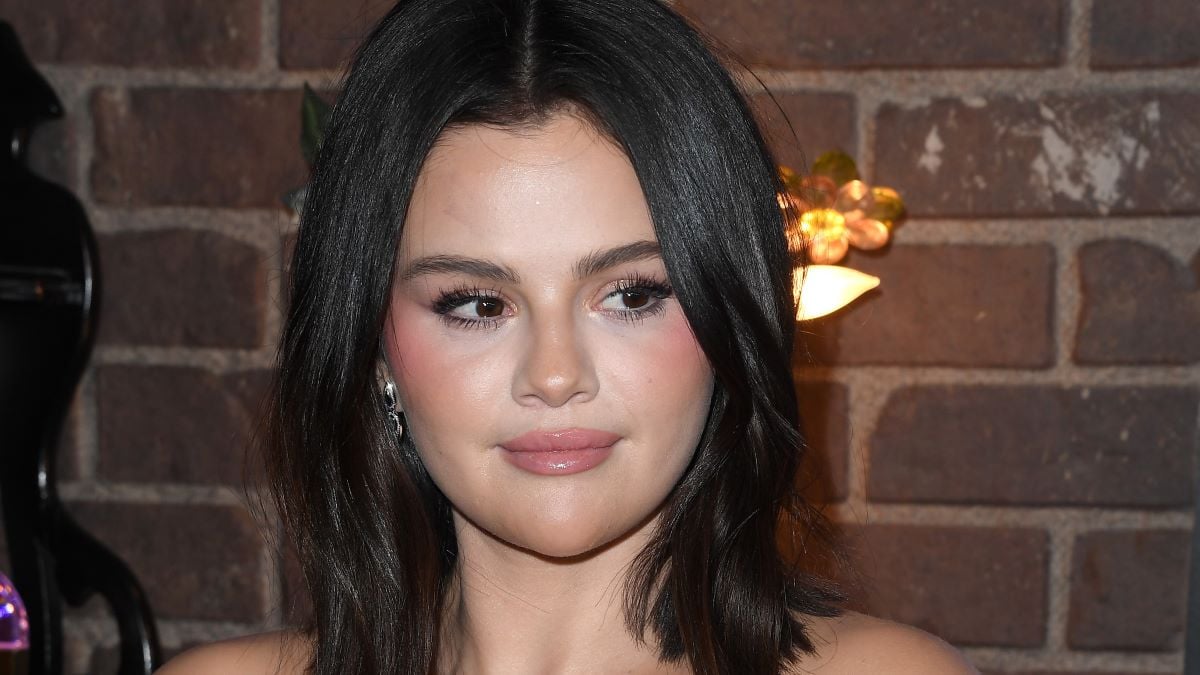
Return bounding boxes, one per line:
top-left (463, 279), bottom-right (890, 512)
top-left (501, 445), bottom-right (614, 476)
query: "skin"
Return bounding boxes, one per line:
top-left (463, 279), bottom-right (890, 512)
top-left (159, 112), bottom-right (979, 675)
top-left (383, 111), bottom-right (713, 567)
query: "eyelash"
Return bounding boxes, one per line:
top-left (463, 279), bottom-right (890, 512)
top-left (431, 273), bottom-right (674, 331)
top-left (432, 284), bottom-right (506, 331)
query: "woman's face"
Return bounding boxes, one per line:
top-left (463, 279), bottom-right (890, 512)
top-left (383, 112), bottom-right (714, 559)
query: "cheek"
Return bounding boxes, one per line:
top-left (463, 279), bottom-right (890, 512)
top-left (602, 309), bottom-right (713, 432)
top-left (384, 306), bottom-right (447, 409)
top-left (382, 299), bottom-right (504, 437)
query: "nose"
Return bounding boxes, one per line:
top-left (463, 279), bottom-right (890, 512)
top-left (512, 309), bottom-right (598, 408)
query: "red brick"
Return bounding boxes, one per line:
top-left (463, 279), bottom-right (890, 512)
top-left (875, 93), bottom-right (1200, 217)
top-left (96, 366), bottom-right (270, 485)
top-left (97, 230), bottom-right (267, 348)
top-left (751, 93), bottom-right (857, 174)
top-left (795, 381), bottom-right (849, 503)
top-left (1076, 240), bottom-right (1200, 365)
top-left (1068, 530), bottom-right (1190, 651)
top-left (279, 0), bottom-right (393, 70)
top-left (677, 0), bottom-right (1064, 69)
top-left (800, 245), bottom-right (1055, 367)
top-left (869, 386), bottom-right (1198, 507)
top-left (843, 524), bottom-right (1048, 647)
top-left (0, 0), bottom-right (260, 69)
top-left (1091, 0), bottom-right (1200, 69)
top-left (90, 88), bottom-right (308, 208)
top-left (68, 501), bottom-right (267, 622)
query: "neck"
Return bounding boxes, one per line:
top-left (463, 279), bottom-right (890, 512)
top-left (438, 513), bottom-right (682, 675)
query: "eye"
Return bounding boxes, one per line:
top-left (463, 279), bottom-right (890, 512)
top-left (600, 288), bottom-right (654, 311)
top-left (432, 286), bottom-right (509, 329)
top-left (467, 297), bottom-right (505, 317)
top-left (597, 275), bottom-right (673, 323)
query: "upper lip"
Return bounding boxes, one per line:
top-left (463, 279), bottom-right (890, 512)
top-left (500, 428), bottom-right (621, 453)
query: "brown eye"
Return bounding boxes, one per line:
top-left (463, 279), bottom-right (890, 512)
top-left (621, 290), bottom-right (650, 309)
top-left (476, 298), bottom-right (504, 317)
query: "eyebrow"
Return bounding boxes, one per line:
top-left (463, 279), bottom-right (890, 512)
top-left (398, 239), bottom-right (663, 284)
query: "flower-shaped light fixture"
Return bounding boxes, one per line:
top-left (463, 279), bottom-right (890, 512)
top-left (780, 151), bottom-right (906, 321)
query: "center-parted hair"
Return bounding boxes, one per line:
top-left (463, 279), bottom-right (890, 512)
top-left (263, 0), bottom-right (845, 673)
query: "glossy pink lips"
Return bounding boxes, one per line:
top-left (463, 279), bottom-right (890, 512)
top-left (499, 428), bottom-right (620, 475)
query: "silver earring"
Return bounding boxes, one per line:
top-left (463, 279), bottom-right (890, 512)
top-left (382, 380), bottom-right (405, 440)
top-left (377, 361), bottom-right (404, 440)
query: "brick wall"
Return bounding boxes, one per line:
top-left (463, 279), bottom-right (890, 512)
top-left (0, 1), bottom-right (1195, 673)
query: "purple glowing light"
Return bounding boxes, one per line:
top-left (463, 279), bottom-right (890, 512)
top-left (0, 571), bottom-right (29, 651)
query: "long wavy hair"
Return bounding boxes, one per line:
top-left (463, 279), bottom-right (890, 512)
top-left (262, 0), bottom-right (845, 672)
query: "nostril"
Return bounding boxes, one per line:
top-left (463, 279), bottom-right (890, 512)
top-left (513, 327), bottom-right (598, 407)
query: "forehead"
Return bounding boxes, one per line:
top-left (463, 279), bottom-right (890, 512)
top-left (400, 113), bottom-right (658, 267)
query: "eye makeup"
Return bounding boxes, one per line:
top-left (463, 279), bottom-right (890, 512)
top-left (429, 272), bottom-right (674, 331)
top-left (602, 273), bottom-right (673, 325)
top-left (431, 283), bottom-right (507, 331)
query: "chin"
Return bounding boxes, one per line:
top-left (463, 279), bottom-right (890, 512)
top-left (462, 503), bottom-right (655, 562)
top-left (510, 527), bottom-right (635, 561)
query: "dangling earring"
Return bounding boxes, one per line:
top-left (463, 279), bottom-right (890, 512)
top-left (383, 380), bottom-right (405, 440)
top-left (377, 361), bottom-right (405, 441)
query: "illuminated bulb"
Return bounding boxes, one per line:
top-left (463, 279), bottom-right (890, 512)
top-left (845, 218), bottom-right (890, 250)
top-left (799, 209), bottom-right (849, 264)
top-left (794, 265), bottom-right (881, 321)
top-left (834, 180), bottom-right (874, 221)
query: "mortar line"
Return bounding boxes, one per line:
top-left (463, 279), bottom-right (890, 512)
top-left (1185, 393), bottom-right (1200, 675)
top-left (75, 367), bottom-right (99, 481)
top-left (1045, 524), bottom-right (1074, 652)
top-left (754, 67), bottom-right (1200, 99)
top-left (48, 76), bottom-right (96, 212)
top-left (1066, 0), bottom-right (1095, 71)
top-left (262, 218), bottom-right (289, 358)
top-left (827, 503), bottom-right (1193, 530)
top-left (58, 482), bottom-right (247, 505)
top-left (855, 86), bottom-right (879, 180)
top-left (36, 65), bottom-right (333, 90)
top-left (262, 0), bottom-right (281, 72)
top-left (91, 346), bottom-right (278, 372)
top-left (794, 363), bottom-right (1200, 388)
top-left (838, 377), bottom-right (895, 526)
top-left (1053, 228), bottom-right (1082, 370)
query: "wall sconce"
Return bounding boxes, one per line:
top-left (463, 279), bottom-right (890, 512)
top-left (780, 151), bottom-right (906, 321)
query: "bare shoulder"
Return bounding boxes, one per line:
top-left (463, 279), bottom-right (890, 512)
top-left (791, 611), bottom-right (979, 675)
top-left (155, 630), bottom-right (311, 675)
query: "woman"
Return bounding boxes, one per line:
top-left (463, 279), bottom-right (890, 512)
top-left (163, 0), bottom-right (976, 672)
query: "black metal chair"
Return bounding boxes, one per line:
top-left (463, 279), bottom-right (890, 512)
top-left (0, 21), bottom-right (161, 675)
